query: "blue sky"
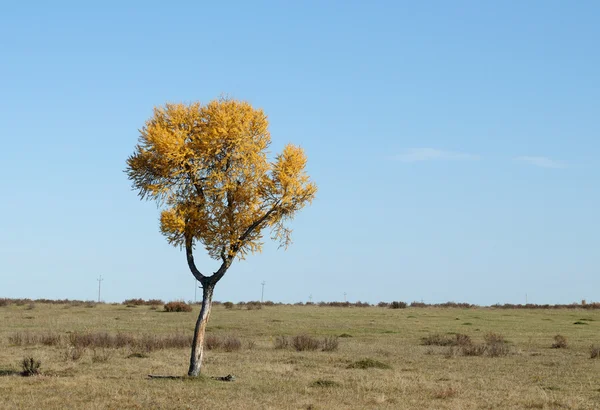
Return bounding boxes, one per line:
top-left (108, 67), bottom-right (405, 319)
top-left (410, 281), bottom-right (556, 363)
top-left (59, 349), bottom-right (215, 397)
top-left (1, 1), bottom-right (598, 304)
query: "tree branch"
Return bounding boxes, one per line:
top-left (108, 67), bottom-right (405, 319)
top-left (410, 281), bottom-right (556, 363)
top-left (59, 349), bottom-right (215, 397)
top-left (185, 235), bottom-right (206, 282)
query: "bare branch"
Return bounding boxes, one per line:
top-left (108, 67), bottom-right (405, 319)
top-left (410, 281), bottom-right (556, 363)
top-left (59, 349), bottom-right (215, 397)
top-left (185, 235), bottom-right (206, 282)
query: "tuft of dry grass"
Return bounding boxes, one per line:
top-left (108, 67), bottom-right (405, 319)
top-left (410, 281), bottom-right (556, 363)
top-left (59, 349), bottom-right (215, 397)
top-left (63, 345), bottom-right (86, 361)
top-left (222, 336), bottom-right (242, 352)
top-left (552, 334), bottom-right (568, 349)
top-left (321, 336), bottom-right (339, 352)
top-left (274, 336), bottom-right (289, 349)
top-left (292, 335), bottom-right (320, 351)
top-left (20, 357), bottom-right (41, 376)
top-left (421, 333), bottom-right (456, 346)
top-left (590, 345), bottom-right (600, 359)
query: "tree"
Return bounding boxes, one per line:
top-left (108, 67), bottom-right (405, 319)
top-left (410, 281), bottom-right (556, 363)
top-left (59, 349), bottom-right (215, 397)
top-left (126, 98), bottom-right (317, 376)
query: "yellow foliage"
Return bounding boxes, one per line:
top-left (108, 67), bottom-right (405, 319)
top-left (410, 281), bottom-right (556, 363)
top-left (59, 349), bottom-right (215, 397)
top-left (126, 98), bottom-right (317, 263)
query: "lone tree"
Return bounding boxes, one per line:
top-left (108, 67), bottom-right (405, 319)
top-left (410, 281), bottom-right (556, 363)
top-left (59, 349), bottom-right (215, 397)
top-left (126, 98), bottom-right (317, 376)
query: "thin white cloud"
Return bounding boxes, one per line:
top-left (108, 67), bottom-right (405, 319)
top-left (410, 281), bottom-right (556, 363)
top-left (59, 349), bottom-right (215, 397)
top-left (394, 148), bottom-right (480, 163)
top-left (515, 156), bottom-right (566, 169)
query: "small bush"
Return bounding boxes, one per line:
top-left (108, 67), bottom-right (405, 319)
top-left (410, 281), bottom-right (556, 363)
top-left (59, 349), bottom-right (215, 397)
top-left (123, 298), bottom-right (146, 306)
top-left (484, 333), bottom-right (509, 357)
top-left (389, 301), bottom-right (407, 309)
top-left (223, 302), bottom-right (234, 310)
top-left (347, 358), bottom-right (391, 369)
top-left (292, 335), bottom-right (320, 351)
top-left (40, 333), bottom-right (62, 346)
top-left (246, 301), bottom-right (262, 310)
top-left (455, 333), bottom-right (472, 347)
top-left (321, 336), bottom-right (339, 352)
top-left (460, 343), bottom-right (487, 356)
top-left (274, 336), bottom-right (289, 349)
top-left (205, 334), bottom-right (222, 350)
top-left (0, 298), bottom-right (10, 307)
top-left (20, 357), bottom-right (41, 376)
top-left (552, 335), bottom-right (568, 349)
top-left (590, 345), bottom-right (600, 359)
top-left (164, 301), bottom-right (193, 312)
top-left (377, 302), bottom-right (389, 308)
top-left (222, 336), bottom-right (242, 352)
top-left (421, 334), bottom-right (455, 347)
top-left (147, 299), bottom-right (164, 306)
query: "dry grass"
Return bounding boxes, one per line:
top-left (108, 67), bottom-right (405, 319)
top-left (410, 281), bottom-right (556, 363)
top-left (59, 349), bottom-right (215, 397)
top-left (552, 334), bottom-right (568, 349)
top-left (1, 303), bottom-right (599, 409)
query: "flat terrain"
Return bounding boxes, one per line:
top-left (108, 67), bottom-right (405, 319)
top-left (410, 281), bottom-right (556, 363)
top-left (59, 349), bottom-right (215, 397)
top-left (1, 302), bottom-right (599, 409)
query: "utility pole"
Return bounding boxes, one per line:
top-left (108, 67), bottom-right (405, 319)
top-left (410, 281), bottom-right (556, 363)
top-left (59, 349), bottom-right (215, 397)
top-left (97, 275), bottom-right (103, 303)
top-left (309, 294), bottom-right (313, 303)
top-left (261, 281), bottom-right (266, 303)
top-left (343, 292), bottom-right (347, 302)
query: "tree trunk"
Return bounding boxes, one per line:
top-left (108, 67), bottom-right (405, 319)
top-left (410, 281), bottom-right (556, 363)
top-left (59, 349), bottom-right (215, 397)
top-left (188, 282), bottom-right (214, 376)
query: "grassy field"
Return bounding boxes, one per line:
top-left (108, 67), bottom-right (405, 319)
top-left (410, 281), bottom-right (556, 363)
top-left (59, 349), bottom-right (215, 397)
top-left (1, 302), bottom-right (599, 409)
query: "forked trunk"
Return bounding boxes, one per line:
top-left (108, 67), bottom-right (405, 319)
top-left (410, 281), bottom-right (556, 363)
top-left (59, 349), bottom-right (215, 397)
top-left (188, 283), bottom-right (214, 376)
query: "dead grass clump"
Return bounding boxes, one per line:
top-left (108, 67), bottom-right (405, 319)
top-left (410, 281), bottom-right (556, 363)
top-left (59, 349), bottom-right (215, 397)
top-left (321, 336), bottom-right (339, 352)
top-left (8, 332), bottom-right (34, 346)
top-left (222, 336), bottom-right (242, 352)
top-left (460, 343), bottom-right (487, 356)
top-left (347, 358), bottom-right (391, 369)
top-left (484, 332), bottom-right (509, 357)
top-left (63, 345), bottom-right (85, 361)
top-left (274, 336), bottom-right (289, 349)
top-left (421, 334), bottom-right (455, 346)
top-left (40, 333), bottom-right (62, 346)
top-left (552, 335), bottom-right (568, 349)
top-left (590, 345), bottom-right (600, 359)
top-left (164, 301), bottom-right (193, 312)
top-left (292, 335), bottom-right (320, 351)
top-left (433, 386), bottom-right (458, 399)
top-left (455, 333), bottom-right (472, 347)
top-left (205, 334), bottom-right (222, 350)
top-left (20, 357), bottom-right (41, 376)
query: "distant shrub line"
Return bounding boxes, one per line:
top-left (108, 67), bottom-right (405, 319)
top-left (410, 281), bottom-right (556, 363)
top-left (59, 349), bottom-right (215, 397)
top-left (2, 297), bottom-right (600, 310)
